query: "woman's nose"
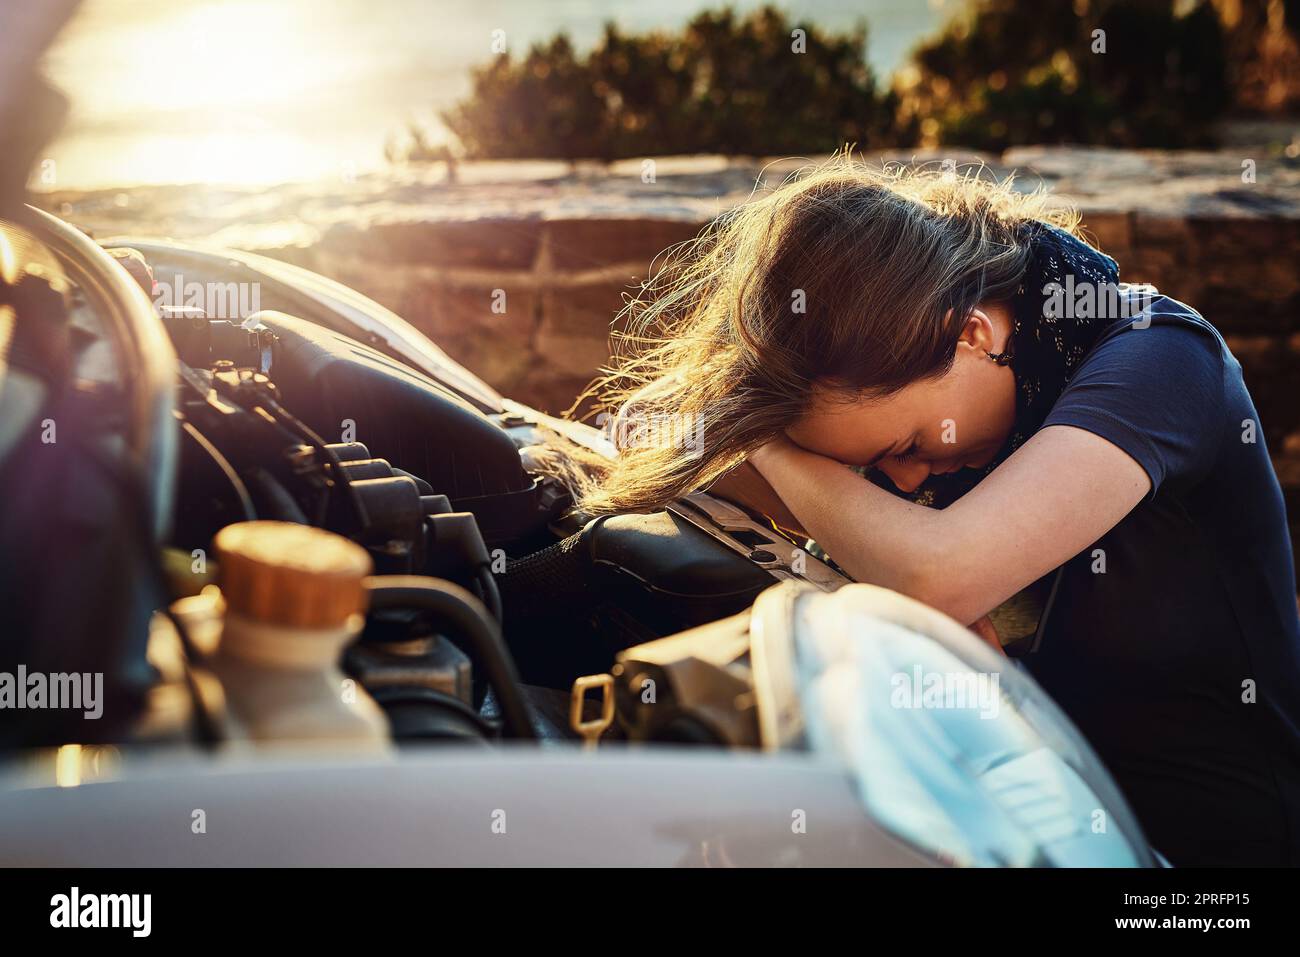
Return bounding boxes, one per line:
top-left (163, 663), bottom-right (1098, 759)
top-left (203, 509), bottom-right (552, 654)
top-left (876, 459), bottom-right (931, 494)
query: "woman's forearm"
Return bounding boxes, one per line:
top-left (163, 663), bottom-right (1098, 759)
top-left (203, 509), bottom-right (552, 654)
top-left (706, 461), bottom-right (809, 537)
top-left (748, 441), bottom-right (956, 608)
top-left (749, 426), bottom-right (1151, 627)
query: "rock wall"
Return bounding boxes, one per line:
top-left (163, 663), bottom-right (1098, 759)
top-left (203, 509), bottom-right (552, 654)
top-left (286, 213), bottom-right (705, 416)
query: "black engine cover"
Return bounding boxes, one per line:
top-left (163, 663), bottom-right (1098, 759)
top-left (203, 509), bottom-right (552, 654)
top-left (255, 312), bottom-right (542, 544)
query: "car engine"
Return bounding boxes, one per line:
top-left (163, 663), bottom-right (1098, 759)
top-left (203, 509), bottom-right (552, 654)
top-left (161, 302), bottom-right (808, 746)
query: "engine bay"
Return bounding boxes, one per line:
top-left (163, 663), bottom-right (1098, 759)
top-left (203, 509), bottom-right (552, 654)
top-left (0, 217), bottom-right (1160, 869)
top-left (160, 290), bottom-right (835, 746)
top-left (0, 212), bottom-right (850, 752)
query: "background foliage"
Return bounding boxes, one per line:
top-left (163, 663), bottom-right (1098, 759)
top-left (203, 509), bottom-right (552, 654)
top-left (412, 0), bottom-right (1300, 161)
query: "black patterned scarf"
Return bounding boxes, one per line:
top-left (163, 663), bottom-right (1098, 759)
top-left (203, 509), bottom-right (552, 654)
top-left (874, 220), bottom-right (1125, 509)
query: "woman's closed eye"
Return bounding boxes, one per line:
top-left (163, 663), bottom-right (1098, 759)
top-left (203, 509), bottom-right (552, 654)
top-left (893, 441), bottom-right (920, 463)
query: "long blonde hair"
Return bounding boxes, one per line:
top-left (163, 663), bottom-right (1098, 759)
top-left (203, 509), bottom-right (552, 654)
top-left (573, 153), bottom-right (1080, 514)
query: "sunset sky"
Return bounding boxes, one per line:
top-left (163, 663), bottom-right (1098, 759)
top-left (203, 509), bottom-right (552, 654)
top-left (36, 0), bottom-right (949, 189)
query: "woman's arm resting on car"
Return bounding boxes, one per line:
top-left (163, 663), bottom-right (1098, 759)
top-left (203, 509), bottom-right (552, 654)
top-left (749, 424), bottom-right (1150, 625)
top-left (706, 461), bottom-right (809, 537)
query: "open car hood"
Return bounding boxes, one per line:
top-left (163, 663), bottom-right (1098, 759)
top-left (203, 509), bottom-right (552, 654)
top-left (99, 237), bottom-right (619, 463)
top-left (101, 238), bottom-right (508, 412)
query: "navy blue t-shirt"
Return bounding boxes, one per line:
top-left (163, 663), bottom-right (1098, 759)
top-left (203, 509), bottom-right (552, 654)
top-left (1026, 293), bottom-right (1300, 866)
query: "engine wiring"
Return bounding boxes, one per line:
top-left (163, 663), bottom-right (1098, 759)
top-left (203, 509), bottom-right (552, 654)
top-left (177, 413), bottom-right (256, 522)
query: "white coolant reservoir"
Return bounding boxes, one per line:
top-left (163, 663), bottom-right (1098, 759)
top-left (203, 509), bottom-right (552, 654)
top-left (209, 521), bottom-right (390, 751)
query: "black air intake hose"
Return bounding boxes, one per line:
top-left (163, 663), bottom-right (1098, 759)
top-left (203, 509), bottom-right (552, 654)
top-left (496, 532), bottom-right (595, 622)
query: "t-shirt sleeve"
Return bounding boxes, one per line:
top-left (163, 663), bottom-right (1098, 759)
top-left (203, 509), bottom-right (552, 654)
top-left (1041, 321), bottom-right (1226, 494)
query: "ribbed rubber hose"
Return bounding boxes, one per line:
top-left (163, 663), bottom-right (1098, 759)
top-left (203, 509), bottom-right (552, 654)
top-left (496, 531), bottom-right (592, 622)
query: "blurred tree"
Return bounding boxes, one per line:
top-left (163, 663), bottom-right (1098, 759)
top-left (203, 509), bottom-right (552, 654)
top-left (1217, 0), bottom-right (1300, 113)
top-left (439, 6), bottom-right (894, 160)
top-left (408, 1), bottom-right (1296, 162)
top-left (440, 35), bottom-right (610, 160)
top-left (896, 0), bottom-right (1232, 150)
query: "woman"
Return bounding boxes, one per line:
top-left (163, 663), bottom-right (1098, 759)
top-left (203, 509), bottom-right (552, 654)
top-left (579, 158), bottom-right (1300, 866)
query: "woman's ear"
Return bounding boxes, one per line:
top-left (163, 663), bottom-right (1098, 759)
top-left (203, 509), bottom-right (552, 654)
top-left (953, 307), bottom-right (996, 353)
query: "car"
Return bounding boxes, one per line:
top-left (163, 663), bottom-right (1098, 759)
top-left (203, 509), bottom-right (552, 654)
top-left (0, 204), bottom-right (1157, 866)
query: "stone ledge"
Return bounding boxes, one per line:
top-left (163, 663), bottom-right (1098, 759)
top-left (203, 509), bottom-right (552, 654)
top-left (37, 146), bottom-right (1300, 414)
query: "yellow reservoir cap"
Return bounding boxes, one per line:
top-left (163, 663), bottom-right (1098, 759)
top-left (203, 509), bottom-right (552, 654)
top-left (214, 521), bottom-right (373, 629)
